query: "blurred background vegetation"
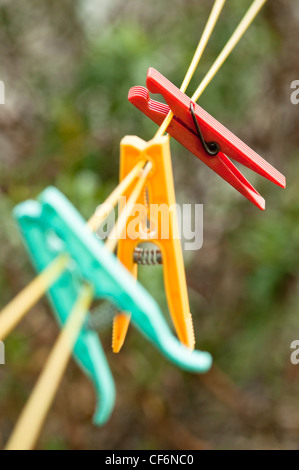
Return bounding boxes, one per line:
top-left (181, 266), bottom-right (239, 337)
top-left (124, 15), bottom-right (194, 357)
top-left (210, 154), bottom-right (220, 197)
top-left (0, 0), bottom-right (298, 450)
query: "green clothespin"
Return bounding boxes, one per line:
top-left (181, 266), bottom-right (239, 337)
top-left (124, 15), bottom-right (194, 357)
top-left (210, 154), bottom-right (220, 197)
top-left (14, 187), bottom-right (212, 424)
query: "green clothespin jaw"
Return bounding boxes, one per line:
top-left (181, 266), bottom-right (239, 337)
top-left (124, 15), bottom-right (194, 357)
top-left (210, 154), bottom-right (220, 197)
top-left (14, 187), bottom-right (212, 423)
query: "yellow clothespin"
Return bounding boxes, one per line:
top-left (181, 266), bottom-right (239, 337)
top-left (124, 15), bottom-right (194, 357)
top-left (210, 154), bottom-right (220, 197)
top-left (113, 135), bottom-right (195, 352)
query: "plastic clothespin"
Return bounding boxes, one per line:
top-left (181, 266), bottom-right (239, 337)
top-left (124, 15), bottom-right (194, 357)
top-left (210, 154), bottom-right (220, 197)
top-left (14, 187), bottom-right (212, 424)
top-left (129, 68), bottom-right (286, 210)
top-left (113, 135), bottom-right (195, 353)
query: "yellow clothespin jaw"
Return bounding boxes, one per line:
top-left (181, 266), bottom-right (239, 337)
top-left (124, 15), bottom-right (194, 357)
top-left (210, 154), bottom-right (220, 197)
top-left (113, 135), bottom-right (195, 352)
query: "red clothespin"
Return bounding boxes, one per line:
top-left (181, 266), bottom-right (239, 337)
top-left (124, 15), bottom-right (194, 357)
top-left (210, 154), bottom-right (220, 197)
top-left (129, 68), bottom-right (286, 210)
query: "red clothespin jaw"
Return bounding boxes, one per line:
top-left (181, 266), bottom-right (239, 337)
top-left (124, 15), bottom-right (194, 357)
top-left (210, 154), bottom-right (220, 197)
top-left (128, 68), bottom-right (286, 210)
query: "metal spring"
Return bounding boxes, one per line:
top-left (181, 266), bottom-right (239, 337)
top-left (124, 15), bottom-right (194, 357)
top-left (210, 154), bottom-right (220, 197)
top-left (133, 247), bottom-right (163, 265)
top-left (190, 101), bottom-right (220, 156)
